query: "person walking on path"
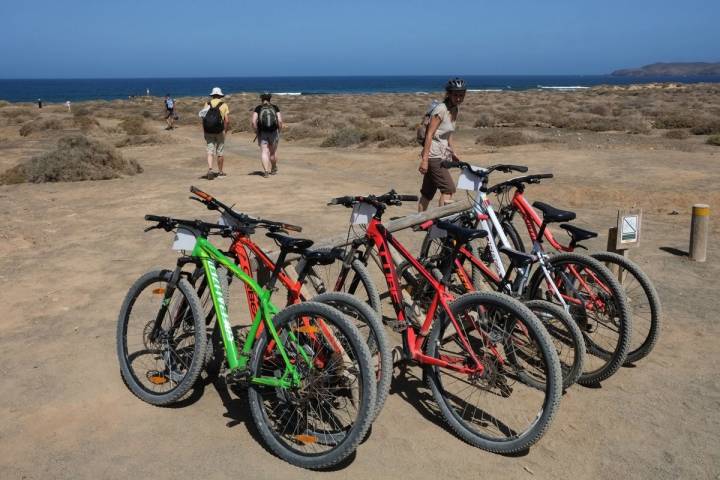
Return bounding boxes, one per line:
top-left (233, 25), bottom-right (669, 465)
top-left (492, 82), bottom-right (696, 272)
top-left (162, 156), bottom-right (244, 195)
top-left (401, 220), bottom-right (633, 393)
top-left (417, 77), bottom-right (467, 211)
top-left (200, 87), bottom-right (230, 180)
top-left (164, 94), bottom-right (176, 130)
top-left (251, 92), bottom-right (283, 178)
top-left (65, 100), bottom-right (71, 112)
top-left (37, 99), bottom-right (42, 109)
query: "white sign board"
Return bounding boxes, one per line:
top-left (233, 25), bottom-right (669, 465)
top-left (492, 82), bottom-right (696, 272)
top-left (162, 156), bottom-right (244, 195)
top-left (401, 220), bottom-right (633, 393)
top-left (350, 203), bottom-right (377, 225)
top-left (616, 209), bottom-right (642, 249)
top-left (456, 166), bottom-right (486, 191)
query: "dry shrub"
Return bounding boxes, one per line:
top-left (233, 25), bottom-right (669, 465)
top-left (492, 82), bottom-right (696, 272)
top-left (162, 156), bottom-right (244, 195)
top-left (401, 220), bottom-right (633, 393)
top-left (652, 112), bottom-right (697, 129)
top-left (320, 127), bottom-right (367, 147)
top-left (119, 116), bottom-right (149, 135)
top-left (18, 118), bottom-right (69, 136)
top-left (0, 135), bottom-right (142, 185)
top-left (690, 119), bottom-right (720, 135)
top-left (588, 104), bottom-right (611, 116)
top-left (474, 113), bottom-right (496, 128)
top-left (73, 114), bottom-right (99, 131)
top-left (365, 106), bottom-right (389, 118)
top-left (663, 129), bottom-right (690, 139)
top-left (377, 131), bottom-right (415, 148)
top-left (2, 108), bottom-right (37, 126)
top-left (708, 135), bottom-right (720, 146)
top-left (477, 130), bottom-right (534, 147)
top-left (283, 124), bottom-right (323, 141)
top-left (115, 135), bottom-right (164, 148)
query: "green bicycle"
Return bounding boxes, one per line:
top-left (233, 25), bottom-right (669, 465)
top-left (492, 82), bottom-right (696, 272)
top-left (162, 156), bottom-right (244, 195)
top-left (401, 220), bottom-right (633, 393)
top-left (117, 215), bottom-right (376, 469)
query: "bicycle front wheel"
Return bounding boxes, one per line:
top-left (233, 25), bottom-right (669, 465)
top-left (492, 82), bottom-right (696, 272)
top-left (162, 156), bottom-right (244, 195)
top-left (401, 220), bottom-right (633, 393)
top-left (591, 252), bottom-right (661, 364)
top-left (527, 252), bottom-right (631, 385)
top-left (425, 292), bottom-right (562, 454)
top-left (247, 302), bottom-right (376, 469)
top-left (117, 270), bottom-right (207, 406)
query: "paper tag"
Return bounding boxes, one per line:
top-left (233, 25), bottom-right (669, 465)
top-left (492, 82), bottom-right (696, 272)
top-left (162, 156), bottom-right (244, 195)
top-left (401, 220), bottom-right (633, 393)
top-left (456, 166), bottom-right (486, 191)
top-left (427, 224), bottom-right (447, 240)
top-left (171, 227), bottom-right (197, 251)
top-left (350, 203), bottom-right (377, 225)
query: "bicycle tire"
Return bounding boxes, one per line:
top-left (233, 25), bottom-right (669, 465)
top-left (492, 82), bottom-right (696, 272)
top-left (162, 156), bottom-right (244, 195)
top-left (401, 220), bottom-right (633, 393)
top-left (591, 252), bottom-right (661, 364)
top-left (299, 249), bottom-right (382, 317)
top-left (311, 292), bottom-right (392, 422)
top-left (524, 300), bottom-right (586, 390)
top-left (424, 291), bottom-right (561, 453)
top-left (247, 302), bottom-right (376, 469)
top-left (117, 270), bottom-right (207, 406)
top-left (526, 252), bottom-right (631, 385)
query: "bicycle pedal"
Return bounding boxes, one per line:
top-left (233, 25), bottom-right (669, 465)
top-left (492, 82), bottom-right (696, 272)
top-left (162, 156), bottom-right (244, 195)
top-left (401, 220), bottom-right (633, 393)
top-left (224, 368), bottom-right (251, 385)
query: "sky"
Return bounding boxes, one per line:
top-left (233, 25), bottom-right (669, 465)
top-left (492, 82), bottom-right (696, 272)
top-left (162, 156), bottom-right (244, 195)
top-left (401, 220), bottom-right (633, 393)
top-left (0, 0), bottom-right (718, 78)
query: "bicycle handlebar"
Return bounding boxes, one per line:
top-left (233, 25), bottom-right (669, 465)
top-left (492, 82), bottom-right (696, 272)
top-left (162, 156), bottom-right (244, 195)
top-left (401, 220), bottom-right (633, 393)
top-left (440, 161), bottom-right (528, 175)
top-left (486, 173), bottom-right (555, 194)
top-left (189, 186), bottom-right (302, 232)
top-left (144, 214), bottom-right (233, 236)
top-left (328, 190), bottom-right (419, 208)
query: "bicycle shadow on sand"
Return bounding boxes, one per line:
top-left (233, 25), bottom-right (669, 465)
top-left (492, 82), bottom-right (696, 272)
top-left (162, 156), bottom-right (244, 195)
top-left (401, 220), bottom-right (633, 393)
top-left (389, 365), bottom-right (529, 457)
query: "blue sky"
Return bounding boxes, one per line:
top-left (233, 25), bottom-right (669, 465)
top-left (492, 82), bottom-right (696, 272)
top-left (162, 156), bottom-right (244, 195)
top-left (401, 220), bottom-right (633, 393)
top-left (0, 0), bottom-right (717, 78)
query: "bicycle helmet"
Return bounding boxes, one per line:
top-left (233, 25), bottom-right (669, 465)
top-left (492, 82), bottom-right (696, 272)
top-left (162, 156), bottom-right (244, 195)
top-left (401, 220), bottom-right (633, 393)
top-left (260, 92), bottom-right (272, 101)
top-left (445, 77), bottom-right (467, 92)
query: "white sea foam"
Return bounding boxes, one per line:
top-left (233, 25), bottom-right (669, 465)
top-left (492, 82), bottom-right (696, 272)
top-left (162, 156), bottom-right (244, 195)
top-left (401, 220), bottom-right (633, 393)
top-left (467, 89), bottom-right (503, 92)
top-left (537, 85), bottom-right (590, 91)
top-left (273, 92), bottom-right (302, 96)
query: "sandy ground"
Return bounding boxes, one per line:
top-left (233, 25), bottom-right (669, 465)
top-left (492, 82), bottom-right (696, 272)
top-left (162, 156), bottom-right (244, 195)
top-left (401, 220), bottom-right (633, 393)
top-left (1, 117), bottom-right (719, 479)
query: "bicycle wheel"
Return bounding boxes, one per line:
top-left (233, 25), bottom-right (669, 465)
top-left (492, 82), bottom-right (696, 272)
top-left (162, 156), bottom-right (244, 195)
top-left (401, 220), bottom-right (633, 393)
top-left (524, 300), bottom-right (585, 390)
top-left (591, 252), bottom-right (661, 364)
top-left (247, 302), bottom-right (376, 469)
top-left (191, 266), bottom-right (230, 378)
top-left (311, 292), bottom-right (392, 422)
top-left (527, 252), bottom-right (631, 385)
top-left (424, 292), bottom-right (562, 453)
top-left (300, 249), bottom-right (382, 316)
top-left (117, 270), bottom-right (207, 406)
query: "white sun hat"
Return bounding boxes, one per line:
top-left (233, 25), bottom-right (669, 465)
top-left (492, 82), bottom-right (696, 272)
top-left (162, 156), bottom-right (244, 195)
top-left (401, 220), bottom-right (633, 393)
top-left (210, 87), bottom-right (224, 97)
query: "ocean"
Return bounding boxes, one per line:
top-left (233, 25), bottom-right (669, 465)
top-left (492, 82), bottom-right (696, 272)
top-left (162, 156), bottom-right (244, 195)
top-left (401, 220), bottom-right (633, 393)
top-left (1, 75), bottom-right (719, 103)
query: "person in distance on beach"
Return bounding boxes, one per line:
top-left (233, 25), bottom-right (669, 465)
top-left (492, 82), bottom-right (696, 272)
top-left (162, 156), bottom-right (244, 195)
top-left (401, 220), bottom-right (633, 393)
top-left (251, 92), bottom-right (283, 178)
top-left (417, 77), bottom-right (466, 211)
top-left (37, 99), bottom-right (42, 109)
top-left (164, 94), bottom-right (176, 130)
top-left (200, 87), bottom-right (230, 179)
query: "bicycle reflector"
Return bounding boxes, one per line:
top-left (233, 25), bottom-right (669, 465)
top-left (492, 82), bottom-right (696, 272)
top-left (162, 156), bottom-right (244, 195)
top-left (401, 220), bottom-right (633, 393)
top-left (152, 288), bottom-right (165, 295)
top-left (294, 434), bottom-right (318, 445)
top-left (146, 371), bottom-right (169, 385)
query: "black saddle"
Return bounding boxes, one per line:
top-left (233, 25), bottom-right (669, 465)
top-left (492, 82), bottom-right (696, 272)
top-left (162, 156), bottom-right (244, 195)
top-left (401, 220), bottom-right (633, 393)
top-left (302, 248), bottom-right (342, 266)
top-left (499, 246), bottom-right (536, 268)
top-left (266, 232), bottom-right (314, 253)
top-left (532, 201), bottom-right (576, 223)
top-left (559, 224), bottom-right (598, 243)
top-left (435, 221), bottom-right (488, 245)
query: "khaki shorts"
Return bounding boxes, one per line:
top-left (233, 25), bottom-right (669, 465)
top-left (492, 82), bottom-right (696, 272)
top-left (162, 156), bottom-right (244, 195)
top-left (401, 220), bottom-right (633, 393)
top-left (420, 157), bottom-right (456, 200)
top-left (204, 132), bottom-right (225, 155)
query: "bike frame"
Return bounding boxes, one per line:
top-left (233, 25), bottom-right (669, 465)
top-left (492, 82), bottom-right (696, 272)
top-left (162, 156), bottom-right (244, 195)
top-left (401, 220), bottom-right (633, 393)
top-left (186, 236), bottom-right (307, 388)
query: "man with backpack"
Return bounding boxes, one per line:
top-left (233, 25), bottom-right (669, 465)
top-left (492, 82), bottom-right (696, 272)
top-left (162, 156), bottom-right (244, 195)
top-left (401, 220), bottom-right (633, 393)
top-left (200, 87), bottom-right (230, 179)
top-left (251, 92), bottom-right (283, 178)
top-left (164, 94), bottom-right (176, 130)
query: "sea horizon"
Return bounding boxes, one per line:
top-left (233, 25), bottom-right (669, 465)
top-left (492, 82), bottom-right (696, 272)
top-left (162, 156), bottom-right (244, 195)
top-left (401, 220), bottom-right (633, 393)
top-left (2, 74), bottom-right (720, 103)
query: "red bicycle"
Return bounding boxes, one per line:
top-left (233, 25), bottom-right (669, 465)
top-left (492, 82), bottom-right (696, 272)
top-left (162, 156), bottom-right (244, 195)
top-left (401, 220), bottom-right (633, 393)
top-left (487, 174), bottom-right (660, 364)
top-left (326, 190), bottom-right (562, 454)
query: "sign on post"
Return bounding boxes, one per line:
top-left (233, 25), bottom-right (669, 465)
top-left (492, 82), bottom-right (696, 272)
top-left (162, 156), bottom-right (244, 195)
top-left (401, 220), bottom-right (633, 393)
top-left (615, 209), bottom-right (642, 250)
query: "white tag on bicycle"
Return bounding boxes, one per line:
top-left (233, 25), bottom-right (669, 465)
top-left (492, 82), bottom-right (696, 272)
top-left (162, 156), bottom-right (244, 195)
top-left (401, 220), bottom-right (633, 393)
top-left (350, 203), bottom-right (376, 225)
top-left (457, 166), bottom-right (486, 191)
top-left (218, 212), bottom-right (239, 228)
top-left (427, 224), bottom-right (447, 239)
top-left (171, 227), bottom-right (198, 251)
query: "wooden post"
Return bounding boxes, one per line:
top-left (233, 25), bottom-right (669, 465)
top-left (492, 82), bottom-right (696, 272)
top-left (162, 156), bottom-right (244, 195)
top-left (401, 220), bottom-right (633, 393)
top-left (689, 204), bottom-right (709, 262)
top-left (606, 227), bottom-right (627, 280)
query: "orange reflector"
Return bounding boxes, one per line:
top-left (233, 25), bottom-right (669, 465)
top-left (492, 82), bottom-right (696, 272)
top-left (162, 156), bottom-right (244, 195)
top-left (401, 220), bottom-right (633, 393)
top-left (147, 374), bottom-right (168, 385)
top-left (152, 288), bottom-right (165, 295)
top-left (295, 325), bottom-right (319, 334)
top-left (295, 434), bottom-right (318, 445)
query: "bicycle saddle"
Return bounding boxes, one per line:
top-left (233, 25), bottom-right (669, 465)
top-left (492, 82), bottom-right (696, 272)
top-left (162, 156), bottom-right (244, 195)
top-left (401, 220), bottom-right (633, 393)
top-left (499, 246), bottom-right (535, 268)
top-left (532, 201), bottom-right (576, 223)
top-left (266, 232), bottom-right (314, 253)
top-left (559, 223), bottom-right (598, 243)
top-left (435, 221), bottom-right (488, 244)
top-left (301, 248), bottom-right (342, 266)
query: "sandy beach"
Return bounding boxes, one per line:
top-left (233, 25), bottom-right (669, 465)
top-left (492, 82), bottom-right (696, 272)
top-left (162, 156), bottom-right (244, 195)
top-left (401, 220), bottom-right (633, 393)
top-left (1, 85), bottom-right (719, 479)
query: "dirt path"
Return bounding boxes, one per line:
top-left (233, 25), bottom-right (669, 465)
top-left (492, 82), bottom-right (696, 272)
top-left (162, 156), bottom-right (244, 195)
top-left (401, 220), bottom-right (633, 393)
top-left (1, 123), bottom-right (719, 479)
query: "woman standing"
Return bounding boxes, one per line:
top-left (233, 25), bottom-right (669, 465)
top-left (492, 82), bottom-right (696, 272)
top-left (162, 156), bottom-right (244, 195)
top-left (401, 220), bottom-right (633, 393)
top-left (418, 78), bottom-right (467, 211)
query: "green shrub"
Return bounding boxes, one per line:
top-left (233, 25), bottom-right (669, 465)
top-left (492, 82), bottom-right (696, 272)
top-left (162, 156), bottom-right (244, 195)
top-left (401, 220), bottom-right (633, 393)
top-left (707, 134), bottom-right (720, 146)
top-left (0, 135), bottom-right (142, 184)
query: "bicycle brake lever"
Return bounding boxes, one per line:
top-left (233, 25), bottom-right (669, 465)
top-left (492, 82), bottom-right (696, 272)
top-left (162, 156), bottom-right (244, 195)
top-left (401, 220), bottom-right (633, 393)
top-left (143, 225), bottom-right (159, 233)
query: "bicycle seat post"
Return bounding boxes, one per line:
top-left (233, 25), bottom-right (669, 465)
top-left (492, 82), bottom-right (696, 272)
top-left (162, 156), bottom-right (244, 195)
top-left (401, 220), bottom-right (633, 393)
top-left (266, 248), bottom-right (290, 292)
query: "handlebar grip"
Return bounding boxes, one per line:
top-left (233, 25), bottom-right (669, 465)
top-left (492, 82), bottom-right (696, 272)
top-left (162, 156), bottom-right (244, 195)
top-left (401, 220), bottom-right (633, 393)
top-left (189, 186), bottom-right (213, 201)
top-left (144, 214), bottom-right (168, 222)
top-left (537, 173), bottom-right (554, 179)
top-left (282, 223), bottom-right (303, 233)
top-left (328, 196), bottom-right (355, 205)
top-left (507, 165), bottom-right (529, 173)
top-left (398, 195), bottom-right (419, 202)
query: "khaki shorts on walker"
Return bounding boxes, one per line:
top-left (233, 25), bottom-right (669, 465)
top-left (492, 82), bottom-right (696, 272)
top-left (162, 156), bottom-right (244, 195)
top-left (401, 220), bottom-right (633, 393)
top-left (205, 132), bottom-right (225, 155)
top-left (258, 130), bottom-right (279, 147)
top-left (420, 157), bottom-right (456, 200)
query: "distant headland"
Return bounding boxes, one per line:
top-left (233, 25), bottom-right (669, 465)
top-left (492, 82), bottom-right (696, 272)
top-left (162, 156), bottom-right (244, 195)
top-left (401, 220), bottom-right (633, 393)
top-left (612, 62), bottom-right (720, 76)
